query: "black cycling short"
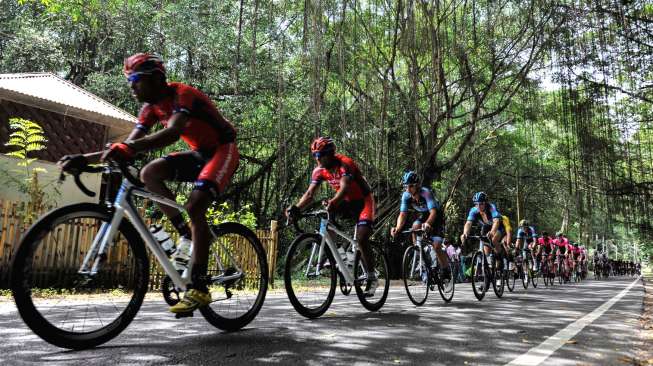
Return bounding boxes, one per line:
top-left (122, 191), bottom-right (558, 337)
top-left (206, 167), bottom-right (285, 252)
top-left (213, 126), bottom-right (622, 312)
top-left (163, 150), bottom-right (214, 182)
top-left (330, 199), bottom-right (374, 228)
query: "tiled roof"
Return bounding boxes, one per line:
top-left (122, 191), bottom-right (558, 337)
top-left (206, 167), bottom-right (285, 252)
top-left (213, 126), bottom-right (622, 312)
top-left (0, 73), bottom-right (136, 135)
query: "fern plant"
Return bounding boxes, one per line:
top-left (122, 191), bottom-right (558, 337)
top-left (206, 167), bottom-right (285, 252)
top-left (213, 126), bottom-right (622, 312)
top-left (5, 117), bottom-right (48, 170)
top-left (3, 117), bottom-right (55, 223)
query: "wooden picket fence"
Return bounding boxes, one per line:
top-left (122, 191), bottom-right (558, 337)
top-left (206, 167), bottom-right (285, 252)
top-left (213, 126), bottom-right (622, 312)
top-left (0, 199), bottom-right (279, 290)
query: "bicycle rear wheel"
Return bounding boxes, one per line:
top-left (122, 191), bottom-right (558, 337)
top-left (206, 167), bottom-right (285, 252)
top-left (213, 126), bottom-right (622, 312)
top-left (470, 252), bottom-right (487, 301)
top-left (437, 261), bottom-right (455, 303)
top-left (354, 245), bottom-right (390, 311)
top-left (401, 246), bottom-right (429, 306)
top-left (200, 223), bottom-right (268, 331)
top-left (284, 233), bottom-right (336, 318)
top-left (11, 203), bottom-right (149, 350)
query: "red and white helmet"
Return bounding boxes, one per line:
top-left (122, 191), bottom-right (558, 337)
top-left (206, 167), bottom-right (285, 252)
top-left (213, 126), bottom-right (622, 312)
top-left (123, 53), bottom-right (165, 77)
top-left (310, 137), bottom-right (336, 155)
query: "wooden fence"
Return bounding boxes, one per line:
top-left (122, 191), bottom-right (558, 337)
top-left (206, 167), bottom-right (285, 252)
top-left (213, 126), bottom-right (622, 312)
top-left (0, 199), bottom-right (280, 290)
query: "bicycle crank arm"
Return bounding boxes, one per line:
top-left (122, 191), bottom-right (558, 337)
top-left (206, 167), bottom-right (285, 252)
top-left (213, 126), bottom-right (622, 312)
top-left (211, 272), bottom-right (243, 285)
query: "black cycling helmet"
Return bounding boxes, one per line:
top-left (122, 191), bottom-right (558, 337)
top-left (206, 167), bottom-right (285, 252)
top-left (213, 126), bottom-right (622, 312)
top-left (472, 191), bottom-right (488, 203)
top-left (402, 171), bottom-right (419, 185)
top-left (519, 219), bottom-right (530, 227)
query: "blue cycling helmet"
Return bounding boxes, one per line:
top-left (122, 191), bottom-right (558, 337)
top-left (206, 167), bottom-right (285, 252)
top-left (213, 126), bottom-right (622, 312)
top-left (472, 191), bottom-right (488, 203)
top-left (402, 171), bottom-right (419, 185)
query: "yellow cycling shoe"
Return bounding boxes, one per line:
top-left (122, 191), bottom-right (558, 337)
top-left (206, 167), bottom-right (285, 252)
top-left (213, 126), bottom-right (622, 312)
top-left (169, 289), bottom-right (211, 313)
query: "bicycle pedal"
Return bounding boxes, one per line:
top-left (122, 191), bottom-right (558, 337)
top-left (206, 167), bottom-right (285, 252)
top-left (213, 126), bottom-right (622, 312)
top-left (175, 311), bottom-right (194, 319)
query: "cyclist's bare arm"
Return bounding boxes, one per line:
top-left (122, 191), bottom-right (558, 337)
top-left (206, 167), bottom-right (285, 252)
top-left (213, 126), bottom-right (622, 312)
top-left (327, 176), bottom-right (351, 208)
top-left (425, 207), bottom-right (437, 228)
top-left (392, 212), bottom-right (408, 236)
top-left (491, 218), bottom-right (500, 234)
top-left (295, 183), bottom-right (320, 210)
top-left (461, 221), bottom-right (472, 239)
top-left (126, 112), bottom-right (189, 152)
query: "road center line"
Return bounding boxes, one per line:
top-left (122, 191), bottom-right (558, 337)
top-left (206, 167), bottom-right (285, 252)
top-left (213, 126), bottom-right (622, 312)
top-left (505, 276), bottom-right (641, 366)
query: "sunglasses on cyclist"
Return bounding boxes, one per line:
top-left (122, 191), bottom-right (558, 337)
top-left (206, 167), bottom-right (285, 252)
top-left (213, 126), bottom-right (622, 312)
top-left (127, 73), bottom-right (148, 83)
top-left (403, 184), bottom-right (417, 189)
top-left (312, 152), bottom-right (329, 158)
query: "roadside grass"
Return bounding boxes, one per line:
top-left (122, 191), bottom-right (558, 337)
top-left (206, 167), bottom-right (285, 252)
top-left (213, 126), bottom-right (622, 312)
top-left (0, 289), bottom-right (10, 301)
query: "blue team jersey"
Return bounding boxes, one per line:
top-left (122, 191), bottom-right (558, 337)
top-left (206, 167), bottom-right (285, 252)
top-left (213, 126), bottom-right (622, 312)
top-left (517, 226), bottom-right (537, 242)
top-left (466, 203), bottom-right (502, 226)
top-left (400, 187), bottom-right (440, 213)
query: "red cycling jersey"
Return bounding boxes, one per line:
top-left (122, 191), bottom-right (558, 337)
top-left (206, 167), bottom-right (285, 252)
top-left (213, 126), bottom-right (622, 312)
top-left (310, 154), bottom-right (371, 201)
top-left (137, 82), bottom-right (236, 151)
top-left (538, 237), bottom-right (555, 252)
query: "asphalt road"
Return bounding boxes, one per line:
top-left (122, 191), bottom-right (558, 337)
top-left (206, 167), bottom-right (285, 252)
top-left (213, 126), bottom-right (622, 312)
top-left (0, 275), bottom-right (645, 366)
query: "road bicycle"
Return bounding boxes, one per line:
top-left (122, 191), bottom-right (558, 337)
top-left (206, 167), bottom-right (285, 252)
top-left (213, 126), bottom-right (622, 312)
top-left (541, 253), bottom-right (555, 286)
top-left (504, 249), bottom-right (516, 293)
top-left (10, 160), bottom-right (268, 349)
top-left (514, 252), bottom-right (530, 289)
top-left (468, 234), bottom-right (504, 301)
top-left (284, 209), bottom-right (389, 318)
top-left (399, 228), bottom-right (454, 306)
top-left (555, 253), bottom-right (568, 284)
top-left (525, 248), bottom-right (539, 288)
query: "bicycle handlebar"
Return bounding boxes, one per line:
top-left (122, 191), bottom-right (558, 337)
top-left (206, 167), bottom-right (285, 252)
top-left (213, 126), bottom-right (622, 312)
top-left (60, 157), bottom-right (144, 197)
top-left (287, 209), bottom-right (330, 234)
top-left (400, 228), bottom-right (425, 235)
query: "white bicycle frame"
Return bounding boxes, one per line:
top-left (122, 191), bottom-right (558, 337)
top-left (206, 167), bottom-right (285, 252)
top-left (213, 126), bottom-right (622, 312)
top-left (407, 232), bottom-right (428, 281)
top-left (77, 177), bottom-right (241, 293)
top-left (310, 217), bottom-right (361, 286)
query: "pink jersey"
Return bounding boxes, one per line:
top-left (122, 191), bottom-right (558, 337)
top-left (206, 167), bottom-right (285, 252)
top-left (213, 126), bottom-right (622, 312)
top-left (538, 237), bottom-right (554, 251)
top-left (553, 237), bottom-right (568, 248)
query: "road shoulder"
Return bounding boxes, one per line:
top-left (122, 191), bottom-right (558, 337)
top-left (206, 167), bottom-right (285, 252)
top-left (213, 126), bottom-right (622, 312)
top-left (635, 274), bottom-right (653, 366)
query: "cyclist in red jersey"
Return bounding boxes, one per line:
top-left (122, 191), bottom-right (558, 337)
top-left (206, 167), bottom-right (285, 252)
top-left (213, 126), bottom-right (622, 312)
top-left (553, 232), bottom-right (571, 281)
top-left (59, 53), bottom-right (239, 313)
top-left (537, 232), bottom-right (555, 274)
top-left (286, 137), bottom-right (378, 296)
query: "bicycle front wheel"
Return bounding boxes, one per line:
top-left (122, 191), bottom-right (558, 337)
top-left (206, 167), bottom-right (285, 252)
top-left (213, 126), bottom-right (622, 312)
top-left (531, 268), bottom-right (539, 288)
top-left (492, 260), bottom-right (505, 298)
top-left (401, 246), bottom-right (429, 306)
top-left (470, 252), bottom-right (487, 301)
top-left (200, 223), bottom-right (268, 331)
top-left (354, 245), bottom-right (390, 311)
top-left (521, 263), bottom-right (530, 289)
top-left (284, 233), bottom-right (336, 318)
top-left (437, 261), bottom-right (455, 303)
top-left (10, 203), bottom-right (149, 350)
top-left (506, 264), bottom-right (516, 292)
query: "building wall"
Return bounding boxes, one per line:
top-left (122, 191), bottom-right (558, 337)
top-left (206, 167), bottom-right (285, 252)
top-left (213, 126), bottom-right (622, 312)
top-left (0, 155), bottom-right (101, 204)
top-left (0, 99), bottom-right (107, 161)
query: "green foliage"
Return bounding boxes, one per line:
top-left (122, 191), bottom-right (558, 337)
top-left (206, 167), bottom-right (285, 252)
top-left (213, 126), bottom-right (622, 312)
top-left (2, 0), bottom-right (651, 261)
top-left (206, 202), bottom-right (257, 231)
top-left (2, 118), bottom-right (58, 223)
top-left (5, 117), bottom-right (48, 166)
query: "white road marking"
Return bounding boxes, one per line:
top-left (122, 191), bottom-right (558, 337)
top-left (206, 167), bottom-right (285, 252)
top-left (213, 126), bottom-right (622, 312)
top-left (505, 276), bottom-right (641, 366)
